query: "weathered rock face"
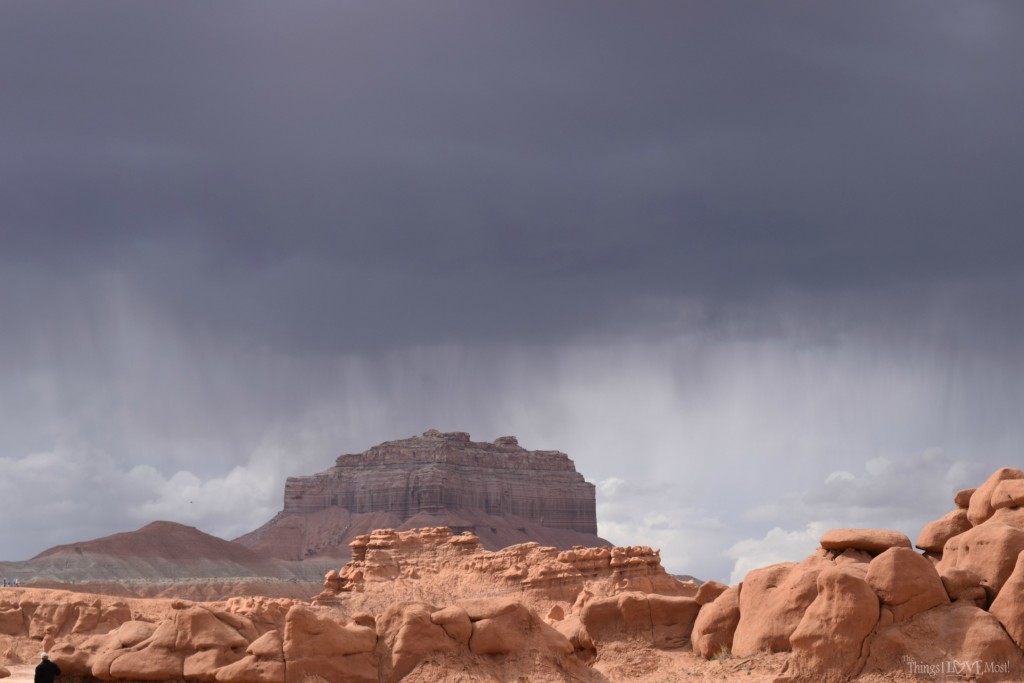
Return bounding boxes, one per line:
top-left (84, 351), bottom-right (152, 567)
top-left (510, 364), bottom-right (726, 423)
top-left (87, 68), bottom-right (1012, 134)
top-left (291, 430), bottom-right (596, 530)
top-left (968, 467), bottom-right (1024, 526)
top-left (690, 584), bottom-right (740, 658)
top-left (782, 566), bottom-right (879, 683)
top-left (0, 588), bottom-right (602, 683)
top-left (238, 430), bottom-right (603, 559)
top-left (864, 603), bottom-right (1024, 683)
top-left (819, 528), bottom-right (912, 555)
top-left (936, 523), bottom-right (1024, 601)
top-left (865, 547), bottom-right (948, 623)
top-left (916, 508), bottom-right (972, 553)
top-left (318, 526), bottom-right (695, 608)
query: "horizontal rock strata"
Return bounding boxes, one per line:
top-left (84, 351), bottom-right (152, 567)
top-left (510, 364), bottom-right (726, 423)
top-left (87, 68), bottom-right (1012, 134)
top-left (238, 430), bottom-right (604, 559)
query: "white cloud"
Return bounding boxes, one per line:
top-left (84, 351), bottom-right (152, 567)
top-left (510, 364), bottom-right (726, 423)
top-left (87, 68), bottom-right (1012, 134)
top-left (1, 305), bottom-right (1021, 586)
top-left (594, 476), bottom-right (725, 578)
top-left (727, 451), bottom-right (997, 584)
top-left (745, 449), bottom-right (982, 533)
top-left (726, 522), bottom-right (831, 585)
top-left (825, 470), bottom-right (856, 485)
top-left (0, 436), bottom-right (302, 558)
top-left (865, 457), bottom-right (891, 476)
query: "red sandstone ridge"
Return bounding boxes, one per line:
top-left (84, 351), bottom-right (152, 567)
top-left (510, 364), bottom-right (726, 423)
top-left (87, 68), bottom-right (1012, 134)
top-left (235, 430), bottom-right (607, 561)
top-left (317, 527), bottom-right (699, 611)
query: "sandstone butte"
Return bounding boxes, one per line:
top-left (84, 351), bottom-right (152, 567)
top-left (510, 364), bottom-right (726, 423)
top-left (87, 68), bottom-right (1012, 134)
top-left (235, 430), bottom-right (608, 561)
top-left (8, 466), bottom-right (1024, 681)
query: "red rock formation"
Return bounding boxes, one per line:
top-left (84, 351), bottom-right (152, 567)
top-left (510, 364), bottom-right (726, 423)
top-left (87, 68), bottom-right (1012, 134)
top-left (968, 467), bottom-right (1024, 526)
top-left (283, 604), bottom-right (378, 683)
top-left (0, 587), bottom-right (604, 683)
top-left (940, 567), bottom-right (988, 607)
top-left (319, 526), bottom-right (693, 606)
top-left (13, 465), bottom-right (1024, 683)
top-left (704, 467), bottom-right (1024, 682)
top-left (864, 603), bottom-right (1024, 683)
top-left (578, 592), bottom-right (701, 650)
top-left (731, 551), bottom-right (838, 657)
top-left (819, 528), bottom-right (912, 554)
top-left (955, 487), bottom-right (976, 508)
top-left (214, 628), bottom-right (284, 683)
top-left (237, 430), bottom-right (606, 560)
top-left (690, 584), bottom-right (740, 658)
top-left (916, 508), bottom-right (972, 553)
top-left (988, 549), bottom-right (1024, 649)
top-left (865, 547), bottom-right (948, 622)
top-left (781, 566), bottom-right (879, 683)
top-left (936, 523), bottom-right (1024, 601)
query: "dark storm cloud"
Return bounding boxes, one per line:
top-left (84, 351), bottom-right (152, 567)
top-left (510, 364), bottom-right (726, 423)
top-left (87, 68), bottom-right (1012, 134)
top-left (3, 1), bottom-right (1023, 354)
top-left (3, 2), bottom-right (1024, 578)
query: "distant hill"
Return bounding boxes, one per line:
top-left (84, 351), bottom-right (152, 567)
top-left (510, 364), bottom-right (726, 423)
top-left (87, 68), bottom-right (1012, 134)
top-left (33, 520), bottom-right (269, 566)
top-left (1, 521), bottom-right (333, 597)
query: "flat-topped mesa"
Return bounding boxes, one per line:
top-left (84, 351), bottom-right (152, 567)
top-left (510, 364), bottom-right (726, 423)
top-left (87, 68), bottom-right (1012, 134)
top-left (281, 430), bottom-right (597, 534)
top-left (335, 430), bottom-right (579, 472)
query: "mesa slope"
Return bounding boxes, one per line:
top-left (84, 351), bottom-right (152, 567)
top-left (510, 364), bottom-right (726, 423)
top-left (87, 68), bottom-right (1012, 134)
top-left (0, 522), bottom-right (331, 600)
top-left (235, 430), bottom-right (608, 561)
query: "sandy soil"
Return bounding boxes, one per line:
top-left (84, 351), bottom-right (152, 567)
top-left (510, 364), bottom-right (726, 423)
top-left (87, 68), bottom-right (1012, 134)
top-left (591, 646), bottom-right (789, 683)
top-left (0, 652), bottom-right (928, 683)
top-left (2, 664), bottom-right (32, 683)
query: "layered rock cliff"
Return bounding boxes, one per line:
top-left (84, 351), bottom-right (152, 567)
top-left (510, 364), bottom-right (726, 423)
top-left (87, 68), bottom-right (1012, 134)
top-left (236, 430), bottom-right (605, 560)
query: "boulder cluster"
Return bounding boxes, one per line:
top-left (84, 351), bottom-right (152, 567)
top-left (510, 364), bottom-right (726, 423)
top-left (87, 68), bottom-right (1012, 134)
top-left (693, 466), bottom-right (1024, 682)
top-left (5, 467), bottom-right (1024, 681)
top-left (0, 590), bottom-right (606, 682)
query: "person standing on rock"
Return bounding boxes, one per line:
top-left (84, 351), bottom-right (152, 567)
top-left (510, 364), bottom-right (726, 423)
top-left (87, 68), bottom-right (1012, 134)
top-left (35, 652), bottom-right (60, 683)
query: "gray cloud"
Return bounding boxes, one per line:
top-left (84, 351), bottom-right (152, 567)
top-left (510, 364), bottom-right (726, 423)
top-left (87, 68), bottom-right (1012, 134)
top-left (1, 2), bottom-right (1023, 581)
top-left (4, 2), bottom-right (1024, 351)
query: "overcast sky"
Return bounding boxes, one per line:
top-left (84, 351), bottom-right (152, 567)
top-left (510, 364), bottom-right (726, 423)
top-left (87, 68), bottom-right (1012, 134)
top-left (2, 1), bottom-right (1023, 582)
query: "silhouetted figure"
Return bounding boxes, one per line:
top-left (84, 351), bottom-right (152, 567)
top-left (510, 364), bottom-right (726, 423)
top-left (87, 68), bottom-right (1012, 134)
top-left (35, 652), bottom-right (61, 683)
